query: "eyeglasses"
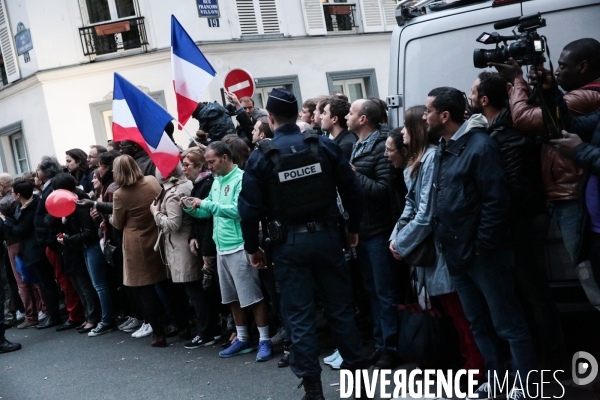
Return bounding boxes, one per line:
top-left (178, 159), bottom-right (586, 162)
top-left (181, 163), bottom-right (196, 168)
top-left (384, 147), bottom-right (397, 154)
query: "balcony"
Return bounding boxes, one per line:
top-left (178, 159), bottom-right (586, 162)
top-left (78, 16), bottom-right (149, 60)
top-left (323, 4), bottom-right (358, 33)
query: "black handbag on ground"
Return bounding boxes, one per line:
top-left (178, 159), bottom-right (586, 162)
top-left (395, 177), bottom-right (436, 267)
top-left (397, 271), bottom-right (460, 368)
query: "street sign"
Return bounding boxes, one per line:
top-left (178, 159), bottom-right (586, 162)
top-left (197, 0), bottom-right (220, 18)
top-left (223, 69), bottom-right (255, 99)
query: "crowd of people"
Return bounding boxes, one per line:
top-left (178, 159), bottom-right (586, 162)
top-left (0, 36), bottom-right (600, 400)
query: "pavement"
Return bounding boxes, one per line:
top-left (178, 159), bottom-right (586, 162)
top-left (2, 308), bottom-right (600, 400)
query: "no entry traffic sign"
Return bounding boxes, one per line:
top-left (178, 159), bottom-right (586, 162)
top-left (224, 69), bottom-right (255, 99)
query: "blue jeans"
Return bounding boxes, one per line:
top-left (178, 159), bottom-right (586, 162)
top-left (273, 227), bottom-right (367, 379)
top-left (84, 242), bottom-right (114, 325)
top-left (356, 233), bottom-right (400, 351)
top-left (552, 199), bottom-right (582, 265)
top-left (449, 248), bottom-right (535, 379)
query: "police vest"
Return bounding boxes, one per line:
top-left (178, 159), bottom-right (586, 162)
top-left (258, 131), bottom-right (337, 222)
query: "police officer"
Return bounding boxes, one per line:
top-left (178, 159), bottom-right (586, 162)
top-left (238, 89), bottom-right (368, 400)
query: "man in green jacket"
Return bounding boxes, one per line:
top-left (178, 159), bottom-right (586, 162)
top-left (182, 141), bottom-right (272, 361)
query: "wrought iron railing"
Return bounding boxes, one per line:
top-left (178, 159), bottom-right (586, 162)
top-left (323, 4), bottom-right (358, 32)
top-left (78, 16), bottom-right (149, 58)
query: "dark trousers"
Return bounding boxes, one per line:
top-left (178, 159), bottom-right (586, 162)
top-left (182, 279), bottom-right (220, 338)
top-left (30, 258), bottom-right (61, 319)
top-left (355, 233), bottom-right (400, 351)
top-left (511, 213), bottom-right (566, 366)
top-left (69, 270), bottom-right (101, 324)
top-left (449, 248), bottom-right (536, 379)
top-left (272, 227), bottom-right (367, 380)
top-left (130, 279), bottom-right (189, 336)
top-left (589, 232), bottom-right (600, 290)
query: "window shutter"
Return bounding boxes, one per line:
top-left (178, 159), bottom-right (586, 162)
top-left (259, 0), bottom-right (280, 34)
top-left (301, 0), bottom-right (327, 36)
top-left (0, 0), bottom-right (20, 84)
top-left (381, 0), bottom-right (398, 31)
top-left (359, 0), bottom-right (385, 33)
top-left (236, 0), bottom-right (259, 35)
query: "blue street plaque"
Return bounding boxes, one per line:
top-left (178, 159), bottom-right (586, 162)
top-left (197, 0), bottom-right (220, 18)
top-left (15, 28), bottom-right (33, 56)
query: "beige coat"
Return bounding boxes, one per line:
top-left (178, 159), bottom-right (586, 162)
top-left (113, 176), bottom-right (167, 287)
top-left (153, 177), bottom-right (201, 283)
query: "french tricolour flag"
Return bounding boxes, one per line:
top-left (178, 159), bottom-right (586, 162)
top-left (171, 15), bottom-right (217, 127)
top-left (112, 73), bottom-right (180, 178)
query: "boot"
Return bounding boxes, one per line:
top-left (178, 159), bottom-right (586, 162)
top-left (278, 342), bottom-right (290, 368)
top-left (299, 379), bottom-right (325, 400)
top-left (0, 336), bottom-right (22, 353)
top-left (151, 334), bottom-right (167, 348)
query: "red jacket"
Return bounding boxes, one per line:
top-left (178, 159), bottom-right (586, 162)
top-left (509, 77), bottom-right (600, 201)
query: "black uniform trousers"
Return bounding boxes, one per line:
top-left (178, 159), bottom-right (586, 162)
top-left (272, 225), bottom-right (367, 380)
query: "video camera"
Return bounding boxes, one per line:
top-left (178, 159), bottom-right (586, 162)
top-left (473, 12), bottom-right (546, 69)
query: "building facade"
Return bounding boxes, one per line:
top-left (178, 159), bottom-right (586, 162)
top-left (0, 0), bottom-right (396, 175)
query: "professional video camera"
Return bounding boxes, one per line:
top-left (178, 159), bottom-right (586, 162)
top-left (473, 12), bottom-right (546, 69)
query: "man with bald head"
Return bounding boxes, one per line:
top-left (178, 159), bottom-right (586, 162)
top-left (345, 99), bottom-right (401, 369)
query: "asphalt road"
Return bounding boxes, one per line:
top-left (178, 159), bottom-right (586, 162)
top-left (2, 308), bottom-right (600, 400)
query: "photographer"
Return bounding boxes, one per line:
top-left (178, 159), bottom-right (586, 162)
top-left (491, 38), bottom-right (600, 272)
top-left (469, 71), bottom-right (565, 367)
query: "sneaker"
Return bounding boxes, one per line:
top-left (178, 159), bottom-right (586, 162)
top-left (88, 322), bottom-right (114, 337)
top-left (122, 318), bottom-right (143, 333)
top-left (15, 311), bottom-right (25, 322)
top-left (270, 327), bottom-right (286, 346)
top-left (226, 314), bottom-right (234, 331)
top-left (508, 387), bottom-right (526, 399)
top-left (324, 349), bottom-right (340, 365)
top-left (17, 320), bottom-right (38, 329)
top-left (38, 311), bottom-right (47, 321)
top-left (468, 383), bottom-right (491, 399)
top-left (330, 354), bottom-right (344, 370)
top-left (133, 323), bottom-right (153, 338)
top-left (164, 325), bottom-right (179, 338)
top-left (118, 317), bottom-right (133, 330)
top-left (185, 334), bottom-right (216, 349)
top-left (219, 338), bottom-right (255, 358)
top-left (256, 339), bottom-right (273, 362)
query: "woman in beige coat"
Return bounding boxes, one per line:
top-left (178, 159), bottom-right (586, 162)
top-left (112, 155), bottom-right (190, 347)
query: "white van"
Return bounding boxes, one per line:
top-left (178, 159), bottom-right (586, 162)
top-left (386, 0), bottom-right (600, 287)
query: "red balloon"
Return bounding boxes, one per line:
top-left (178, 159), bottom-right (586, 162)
top-left (46, 189), bottom-right (77, 218)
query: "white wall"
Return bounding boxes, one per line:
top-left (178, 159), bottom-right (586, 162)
top-left (0, 79), bottom-right (55, 170)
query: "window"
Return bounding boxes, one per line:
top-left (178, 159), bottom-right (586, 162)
top-left (331, 78), bottom-right (366, 102)
top-left (0, 122), bottom-right (30, 176)
top-left (84, 0), bottom-right (136, 24)
top-left (0, 0), bottom-right (21, 85)
top-left (321, 0), bottom-right (357, 33)
top-left (252, 75), bottom-right (302, 110)
top-left (326, 69), bottom-right (378, 100)
top-left (236, 0), bottom-right (280, 36)
top-left (89, 89), bottom-right (165, 146)
top-left (10, 133), bottom-right (28, 174)
top-left (78, 0), bottom-right (147, 57)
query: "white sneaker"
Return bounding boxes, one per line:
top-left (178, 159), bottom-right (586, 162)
top-left (122, 317), bottom-right (143, 333)
top-left (15, 311), bottom-right (25, 322)
top-left (323, 349), bottom-right (340, 365)
top-left (329, 354), bottom-right (344, 370)
top-left (118, 317), bottom-right (133, 331)
top-left (38, 311), bottom-right (47, 321)
top-left (133, 323), bottom-right (153, 338)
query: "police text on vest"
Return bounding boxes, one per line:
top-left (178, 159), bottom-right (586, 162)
top-left (278, 163), bottom-right (322, 182)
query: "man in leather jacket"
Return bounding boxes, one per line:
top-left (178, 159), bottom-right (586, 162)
top-left (470, 73), bottom-right (566, 367)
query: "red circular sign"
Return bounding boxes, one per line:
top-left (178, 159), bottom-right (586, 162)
top-left (224, 68), bottom-right (255, 99)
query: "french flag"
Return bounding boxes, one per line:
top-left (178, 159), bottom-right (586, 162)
top-left (112, 73), bottom-right (180, 178)
top-left (171, 15), bottom-right (217, 127)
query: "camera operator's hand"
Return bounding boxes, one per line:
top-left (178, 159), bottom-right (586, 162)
top-left (549, 131), bottom-right (582, 158)
top-left (75, 199), bottom-right (95, 209)
top-left (225, 91), bottom-right (242, 109)
top-left (527, 64), bottom-right (554, 90)
top-left (489, 57), bottom-right (523, 84)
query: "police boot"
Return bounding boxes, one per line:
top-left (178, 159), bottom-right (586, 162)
top-left (299, 379), bottom-right (325, 400)
top-left (0, 335), bottom-right (22, 353)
